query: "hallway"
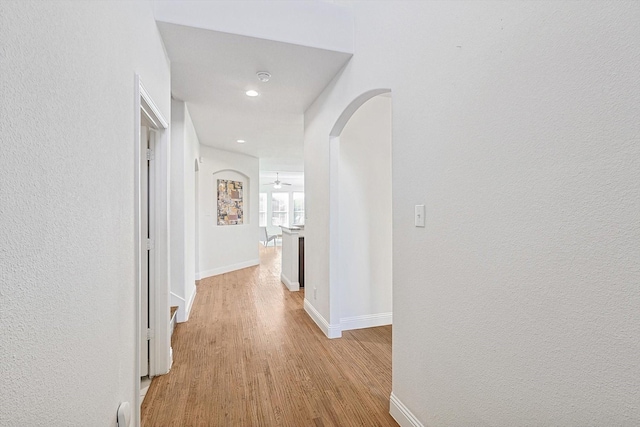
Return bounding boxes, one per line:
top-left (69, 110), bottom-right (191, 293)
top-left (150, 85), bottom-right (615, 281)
top-left (141, 245), bottom-right (397, 426)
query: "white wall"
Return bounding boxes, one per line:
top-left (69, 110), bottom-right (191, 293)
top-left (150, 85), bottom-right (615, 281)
top-left (305, 1), bottom-right (640, 425)
top-left (198, 146), bottom-right (259, 278)
top-left (0, 1), bottom-right (170, 425)
top-left (170, 100), bottom-right (200, 322)
top-left (338, 94), bottom-right (392, 329)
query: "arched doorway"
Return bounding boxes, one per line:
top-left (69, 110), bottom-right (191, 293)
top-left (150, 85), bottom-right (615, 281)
top-left (328, 89), bottom-right (393, 336)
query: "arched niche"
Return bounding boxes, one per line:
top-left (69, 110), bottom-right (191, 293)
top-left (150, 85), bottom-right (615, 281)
top-left (212, 168), bottom-right (251, 225)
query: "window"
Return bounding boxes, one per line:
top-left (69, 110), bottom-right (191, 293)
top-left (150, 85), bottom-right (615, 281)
top-left (259, 193), bottom-right (267, 227)
top-left (293, 192), bottom-right (305, 225)
top-left (271, 192), bottom-right (289, 227)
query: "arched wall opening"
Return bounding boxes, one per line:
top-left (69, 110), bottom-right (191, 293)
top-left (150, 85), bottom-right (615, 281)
top-left (328, 89), bottom-right (393, 336)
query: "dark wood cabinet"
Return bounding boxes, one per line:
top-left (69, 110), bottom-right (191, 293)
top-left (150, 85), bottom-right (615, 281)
top-left (298, 237), bottom-right (304, 288)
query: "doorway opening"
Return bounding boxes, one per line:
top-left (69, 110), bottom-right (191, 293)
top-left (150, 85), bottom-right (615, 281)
top-left (135, 76), bottom-right (171, 422)
top-left (328, 89), bottom-right (393, 337)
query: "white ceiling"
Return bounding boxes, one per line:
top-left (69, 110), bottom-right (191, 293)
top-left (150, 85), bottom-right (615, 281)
top-left (157, 22), bottom-right (352, 172)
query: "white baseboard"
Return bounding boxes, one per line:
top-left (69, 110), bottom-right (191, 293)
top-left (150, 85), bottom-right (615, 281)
top-left (170, 286), bottom-right (198, 323)
top-left (170, 292), bottom-right (185, 304)
top-left (183, 287), bottom-right (197, 322)
top-left (303, 299), bottom-right (341, 339)
top-left (280, 273), bottom-right (300, 292)
top-left (390, 392), bottom-right (424, 427)
top-left (198, 258), bottom-right (260, 279)
top-left (340, 312), bottom-right (392, 331)
top-left (170, 291), bottom-right (185, 323)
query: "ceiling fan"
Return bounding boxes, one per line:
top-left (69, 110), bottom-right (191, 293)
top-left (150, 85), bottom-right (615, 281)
top-left (262, 172), bottom-right (292, 189)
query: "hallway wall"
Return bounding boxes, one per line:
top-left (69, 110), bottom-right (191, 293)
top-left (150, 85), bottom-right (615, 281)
top-left (0, 1), bottom-right (171, 425)
top-left (198, 146), bottom-right (259, 278)
top-left (170, 100), bottom-right (200, 322)
top-left (305, 1), bottom-right (640, 425)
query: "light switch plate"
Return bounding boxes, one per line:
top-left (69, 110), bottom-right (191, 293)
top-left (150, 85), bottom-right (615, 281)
top-left (415, 205), bottom-right (425, 227)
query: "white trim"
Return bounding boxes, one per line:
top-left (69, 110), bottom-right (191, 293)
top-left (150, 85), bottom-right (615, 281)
top-left (148, 126), bottom-right (171, 378)
top-left (139, 82), bottom-right (169, 129)
top-left (169, 289), bottom-right (197, 323)
top-left (340, 312), bottom-right (392, 331)
top-left (170, 291), bottom-right (185, 302)
top-left (198, 258), bottom-right (260, 279)
top-left (147, 129), bottom-right (159, 377)
top-left (183, 287), bottom-right (197, 322)
top-left (390, 392), bottom-right (424, 427)
top-left (134, 75), bottom-right (171, 427)
top-left (329, 89), bottom-right (391, 137)
top-left (280, 274), bottom-right (300, 292)
top-left (134, 77), bottom-right (143, 426)
top-left (304, 299), bottom-right (342, 339)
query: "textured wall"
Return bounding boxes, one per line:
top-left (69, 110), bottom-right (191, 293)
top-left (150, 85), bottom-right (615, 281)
top-left (305, 1), bottom-right (640, 425)
top-left (0, 1), bottom-right (170, 425)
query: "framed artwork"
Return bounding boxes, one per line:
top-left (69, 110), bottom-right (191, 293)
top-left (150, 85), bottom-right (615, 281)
top-left (217, 179), bottom-right (243, 225)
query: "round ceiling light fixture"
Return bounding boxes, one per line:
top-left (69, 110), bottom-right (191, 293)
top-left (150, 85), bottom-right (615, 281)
top-left (236, 139), bottom-right (245, 144)
top-left (256, 71), bottom-right (271, 82)
top-left (245, 89), bottom-right (259, 97)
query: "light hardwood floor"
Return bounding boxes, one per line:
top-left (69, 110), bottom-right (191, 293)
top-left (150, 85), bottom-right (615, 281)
top-left (141, 245), bottom-right (397, 427)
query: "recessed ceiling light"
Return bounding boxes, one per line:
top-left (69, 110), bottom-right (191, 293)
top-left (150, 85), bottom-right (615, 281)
top-left (245, 90), bottom-right (259, 97)
top-left (257, 71), bottom-right (271, 82)
top-left (236, 139), bottom-right (245, 144)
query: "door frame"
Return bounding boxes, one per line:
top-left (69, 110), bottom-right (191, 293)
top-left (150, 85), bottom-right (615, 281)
top-left (139, 123), bottom-right (150, 378)
top-left (134, 75), bottom-right (171, 420)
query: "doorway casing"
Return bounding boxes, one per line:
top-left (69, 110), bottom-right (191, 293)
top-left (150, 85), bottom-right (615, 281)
top-left (134, 75), bottom-right (171, 423)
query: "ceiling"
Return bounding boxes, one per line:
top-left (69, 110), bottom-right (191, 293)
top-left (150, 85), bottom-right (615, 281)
top-left (157, 22), bottom-right (352, 172)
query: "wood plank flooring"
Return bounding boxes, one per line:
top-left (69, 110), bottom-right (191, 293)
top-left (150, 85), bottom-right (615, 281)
top-left (141, 245), bottom-right (397, 427)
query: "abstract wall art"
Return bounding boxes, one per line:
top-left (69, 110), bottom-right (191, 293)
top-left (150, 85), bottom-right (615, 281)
top-left (217, 179), bottom-right (243, 225)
